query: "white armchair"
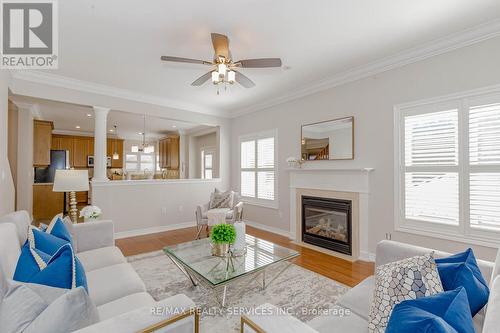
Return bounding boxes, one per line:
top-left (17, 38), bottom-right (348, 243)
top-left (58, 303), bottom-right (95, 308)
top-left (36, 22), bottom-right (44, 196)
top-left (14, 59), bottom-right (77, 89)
top-left (195, 191), bottom-right (244, 239)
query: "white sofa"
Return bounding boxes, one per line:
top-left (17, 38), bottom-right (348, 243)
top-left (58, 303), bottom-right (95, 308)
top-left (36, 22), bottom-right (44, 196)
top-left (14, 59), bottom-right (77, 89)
top-left (243, 240), bottom-right (500, 333)
top-left (0, 211), bottom-right (196, 333)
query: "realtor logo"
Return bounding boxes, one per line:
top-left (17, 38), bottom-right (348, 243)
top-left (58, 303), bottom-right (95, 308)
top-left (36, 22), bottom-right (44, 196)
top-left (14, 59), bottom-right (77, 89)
top-left (1, 0), bottom-right (58, 68)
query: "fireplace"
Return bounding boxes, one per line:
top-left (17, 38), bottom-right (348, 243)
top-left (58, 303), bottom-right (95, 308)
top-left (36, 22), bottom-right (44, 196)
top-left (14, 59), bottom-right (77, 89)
top-left (301, 196), bottom-right (352, 255)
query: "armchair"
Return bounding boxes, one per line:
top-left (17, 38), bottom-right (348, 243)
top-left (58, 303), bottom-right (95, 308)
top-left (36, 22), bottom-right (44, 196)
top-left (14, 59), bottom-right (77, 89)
top-left (195, 191), bottom-right (244, 239)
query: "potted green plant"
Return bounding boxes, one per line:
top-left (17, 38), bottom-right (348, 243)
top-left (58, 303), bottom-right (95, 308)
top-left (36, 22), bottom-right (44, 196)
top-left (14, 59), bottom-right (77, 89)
top-left (210, 223), bottom-right (236, 257)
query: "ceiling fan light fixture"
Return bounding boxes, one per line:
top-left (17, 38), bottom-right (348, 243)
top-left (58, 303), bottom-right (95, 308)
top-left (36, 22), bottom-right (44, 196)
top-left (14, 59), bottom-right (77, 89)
top-left (227, 70), bottom-right (235, 84)
top-left (211, 71), bottom-right (219, 84)
top-left (217, 63), bottom-right (226, 78)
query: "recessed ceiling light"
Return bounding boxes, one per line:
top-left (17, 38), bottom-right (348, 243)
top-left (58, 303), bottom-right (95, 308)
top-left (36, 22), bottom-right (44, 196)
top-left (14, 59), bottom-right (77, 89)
top-left (109, 129), bottom-right (114, 132)
top-left (138, 132), bottom-right (143, 135)
top-left (86, 113), bottom-right (92, 117)
top-left (75, 125), bottom-right (81, 129)
top-left (172, 125), bottom-right (177, 128)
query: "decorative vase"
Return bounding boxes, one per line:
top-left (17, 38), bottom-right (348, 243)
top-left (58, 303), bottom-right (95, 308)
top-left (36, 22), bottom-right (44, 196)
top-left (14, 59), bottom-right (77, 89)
top-left (232, 221), bottom-right (246, 256)
top-left (211, 242), bottom-right (230, 257)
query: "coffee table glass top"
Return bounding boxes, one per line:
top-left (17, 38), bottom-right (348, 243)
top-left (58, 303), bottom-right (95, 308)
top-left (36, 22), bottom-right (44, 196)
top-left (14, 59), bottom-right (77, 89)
top-left (163, 235), bottom-right (299, 286)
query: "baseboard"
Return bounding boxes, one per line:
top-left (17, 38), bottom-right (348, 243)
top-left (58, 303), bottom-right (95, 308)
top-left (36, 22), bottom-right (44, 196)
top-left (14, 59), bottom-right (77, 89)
top-left (243, 219), bottom-right (293, 239)
top-left (114, 221), bottom-right (197, 239)
top-left (359, 251), bottom-right (376, 262)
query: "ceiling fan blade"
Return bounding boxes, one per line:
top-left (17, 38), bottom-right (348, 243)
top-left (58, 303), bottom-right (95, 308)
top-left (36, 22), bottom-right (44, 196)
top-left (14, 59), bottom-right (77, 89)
top-left (191, 71), bottom-right (213, 86)
top-left (235, 71), bottom-right (256, 88)
top-left (211, 33), bottom-right (230, 59)
top-left (161, 56), bottom-right (212, 65)
top-left (236, 58), bottom-right (282, 68)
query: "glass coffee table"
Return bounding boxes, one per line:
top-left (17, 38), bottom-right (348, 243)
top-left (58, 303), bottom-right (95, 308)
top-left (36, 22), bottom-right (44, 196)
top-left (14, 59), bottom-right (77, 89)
top-left (163, 234), bottom-right (299, 307)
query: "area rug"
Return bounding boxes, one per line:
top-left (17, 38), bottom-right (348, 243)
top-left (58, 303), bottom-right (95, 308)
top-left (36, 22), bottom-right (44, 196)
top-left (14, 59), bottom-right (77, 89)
top-left (128, 251), bottom-right (349, 332)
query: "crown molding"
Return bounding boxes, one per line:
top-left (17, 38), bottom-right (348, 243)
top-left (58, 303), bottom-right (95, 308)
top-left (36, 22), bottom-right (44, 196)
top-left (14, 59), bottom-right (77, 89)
top-left (10, 70), bottom-right (226, 118)
top-left (230, 19), bottom-right (500, 118)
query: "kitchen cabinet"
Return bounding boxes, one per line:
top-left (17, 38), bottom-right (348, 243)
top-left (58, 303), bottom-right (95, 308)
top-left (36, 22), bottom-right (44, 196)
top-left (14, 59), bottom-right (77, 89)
top-left (107, 138), bottom-right (124, 168)
top-left (159, 135), bottom-right (179, 170)
top-left (33, 184), bottom-right (64, 222)
top-left (73, 137), bottom-right (91, 168)
top-left (33, 120), bottom-right (53, 166)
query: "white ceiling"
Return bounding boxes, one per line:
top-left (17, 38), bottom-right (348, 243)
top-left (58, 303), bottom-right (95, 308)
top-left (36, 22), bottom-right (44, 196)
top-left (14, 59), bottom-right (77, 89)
top-left (11, 95), bottom-right (213, 140)
top-left (40, 0), bottom-right (500, 116)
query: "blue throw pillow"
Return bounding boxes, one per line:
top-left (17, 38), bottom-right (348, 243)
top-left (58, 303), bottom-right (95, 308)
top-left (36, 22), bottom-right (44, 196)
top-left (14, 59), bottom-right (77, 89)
top-left (435, 248), bottom-right (489, 316)
top-left (13, 241), bottom-right (88, 292)
top-left (386, 287), bottom-right (474, 333)
top-left (27, 227), bottom-right (68, 256)
top-left (45, 217), bottom-right (73, 244)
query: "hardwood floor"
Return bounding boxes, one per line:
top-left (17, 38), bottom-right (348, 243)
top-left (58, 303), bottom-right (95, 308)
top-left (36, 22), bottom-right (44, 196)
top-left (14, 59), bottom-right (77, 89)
top-left (116, 225), bottom-right (374, 287)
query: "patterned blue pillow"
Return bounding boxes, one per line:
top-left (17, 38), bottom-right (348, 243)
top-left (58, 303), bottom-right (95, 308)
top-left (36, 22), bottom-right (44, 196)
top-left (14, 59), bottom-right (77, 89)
top-left (13, 227), bottom-right (88, 292)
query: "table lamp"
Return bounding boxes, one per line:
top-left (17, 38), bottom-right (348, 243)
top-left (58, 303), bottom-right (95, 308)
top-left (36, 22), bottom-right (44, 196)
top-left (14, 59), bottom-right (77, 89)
top-left (53, 169), bottom-right (89, 223)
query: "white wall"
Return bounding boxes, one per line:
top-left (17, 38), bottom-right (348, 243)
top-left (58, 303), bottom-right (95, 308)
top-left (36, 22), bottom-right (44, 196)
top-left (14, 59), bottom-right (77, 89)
top-left (0, 71), bottom-right (15, 216)
top-left (230, 36), bottom-right (500, 261)
top-left (92, 179), bottom-right (222, 236)
top-left (16, 106), bottom-right (34, 213)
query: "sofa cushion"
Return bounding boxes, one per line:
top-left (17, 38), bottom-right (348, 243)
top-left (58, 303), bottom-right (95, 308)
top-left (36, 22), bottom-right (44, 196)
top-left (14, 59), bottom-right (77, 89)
top-left (0, 223), bottom-right (21, 278)
top-left (77, 246), bottom-right (126, 272)
top-left (436, 248), bottom-right (490, 316)
top-left (74, 294), bottom-right (195, 333)
top-left (337, 276), bottom-right (374, 320)
top-left (244, 303), bottom-right (318, 333)
top-left (307, 310), bottom-right (366, 333)
top-left (483, 275), bottom-right (500, 333)
top-left (86, 263), bottom-right (146, 306)
top-left (386, 287), bottom-right (474, 333)
top-left (97, 292), bottom-right (154, 320)
top-left (368, 253), bottom-right (443, 332)
top-left (24, 287), bottom-right (99, 333)
top-left (0, 211), bottom-right (31, 246)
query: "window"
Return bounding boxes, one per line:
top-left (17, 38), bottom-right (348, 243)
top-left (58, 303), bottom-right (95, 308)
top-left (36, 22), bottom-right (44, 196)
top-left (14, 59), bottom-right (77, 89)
top-left (125, 145), bottom-right (156, 172)
top-left (201, 149), bottom-right (214, 179)
top-left (239, 130), bottom-right (277, 207)
top-left (395, 90), bottom-right (500, 245)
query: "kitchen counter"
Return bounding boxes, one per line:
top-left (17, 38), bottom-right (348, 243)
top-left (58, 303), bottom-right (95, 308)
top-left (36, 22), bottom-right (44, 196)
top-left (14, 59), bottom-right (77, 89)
top-left (33, 182), bottom-right (54, 186)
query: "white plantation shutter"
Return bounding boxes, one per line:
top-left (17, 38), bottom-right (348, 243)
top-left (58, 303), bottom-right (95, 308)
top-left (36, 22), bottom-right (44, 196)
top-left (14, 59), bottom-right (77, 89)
top-left (240, 132), bottom-right (277, 204)
top-left (403, 109), bottom-right (459, 225)
top-left (397, 91), bottom-right (500, 242)
top-left (469, 101), bottom-right (500, 229)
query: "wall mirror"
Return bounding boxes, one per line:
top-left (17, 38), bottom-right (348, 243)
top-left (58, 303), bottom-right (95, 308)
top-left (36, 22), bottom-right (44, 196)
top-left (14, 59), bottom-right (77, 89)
top-left (301, 116), bottom-right (354, 160)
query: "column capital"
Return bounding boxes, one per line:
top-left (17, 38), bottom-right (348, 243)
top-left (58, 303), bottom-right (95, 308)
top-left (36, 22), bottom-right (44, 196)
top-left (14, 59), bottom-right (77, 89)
top-left (93, 106), bottom-right (111, 114)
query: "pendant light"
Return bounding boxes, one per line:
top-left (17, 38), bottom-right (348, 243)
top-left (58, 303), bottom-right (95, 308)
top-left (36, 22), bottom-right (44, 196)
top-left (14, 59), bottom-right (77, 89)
top-left (112, 125), bottom-right (119, 160)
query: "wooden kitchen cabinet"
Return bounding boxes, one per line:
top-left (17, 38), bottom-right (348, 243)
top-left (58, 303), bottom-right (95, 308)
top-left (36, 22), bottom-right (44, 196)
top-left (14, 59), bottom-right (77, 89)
top-left (107, 138), bottom-right (124, 168)
top-left (33, 120), bottom-right (53, 166)
top-left (159, 135), bottom-right (179, 170)
top-left (73, 137), bottom-right (91, 168)
top-left (33, 184), bottom-right (64, 221)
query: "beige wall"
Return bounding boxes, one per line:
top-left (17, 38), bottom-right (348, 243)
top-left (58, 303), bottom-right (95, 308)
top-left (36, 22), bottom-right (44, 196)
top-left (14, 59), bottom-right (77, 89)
top-left (0, 71), bottom-right (15, 216)
top-left (230, 36), bottom-right (500, 261)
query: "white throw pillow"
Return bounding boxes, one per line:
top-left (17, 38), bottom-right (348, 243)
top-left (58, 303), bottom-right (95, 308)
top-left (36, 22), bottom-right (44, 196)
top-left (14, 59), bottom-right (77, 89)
top-left (368, 252), bottom-right (443, 332)
top-left (24, 287), bottom-right (99, 333)
top-left (209, 190), bottom-right (234, 209)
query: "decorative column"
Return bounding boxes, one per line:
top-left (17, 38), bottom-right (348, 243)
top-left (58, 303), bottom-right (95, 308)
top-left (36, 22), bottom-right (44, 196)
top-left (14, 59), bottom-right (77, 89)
top-left (178, 129), bottom-right (187, 179)
top-left (92, 106), bottom-right (110, 182)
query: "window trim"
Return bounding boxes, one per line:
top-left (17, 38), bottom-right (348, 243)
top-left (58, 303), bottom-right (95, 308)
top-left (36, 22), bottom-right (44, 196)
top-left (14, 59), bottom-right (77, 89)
top-left (201, 147), bottom-right (215, 180)
top-left (238, 129), bottom-right (279, 209)
top-left (394, 85), bottom-right (500, 248)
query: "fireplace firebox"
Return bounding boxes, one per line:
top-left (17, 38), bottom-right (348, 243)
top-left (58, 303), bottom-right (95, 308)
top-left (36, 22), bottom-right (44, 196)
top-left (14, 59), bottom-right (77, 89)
top-left (301, 196), bottom-right (352, 255)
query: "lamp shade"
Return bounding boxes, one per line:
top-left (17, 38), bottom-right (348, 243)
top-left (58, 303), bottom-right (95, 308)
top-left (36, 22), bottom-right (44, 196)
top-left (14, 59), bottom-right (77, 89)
top-left (53, 169), bottom-right (89, 192)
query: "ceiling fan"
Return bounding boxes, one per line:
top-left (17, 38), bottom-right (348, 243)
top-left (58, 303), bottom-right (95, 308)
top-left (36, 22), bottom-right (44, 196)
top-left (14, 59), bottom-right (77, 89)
top-left (160, 33), bottom-right (282, 90)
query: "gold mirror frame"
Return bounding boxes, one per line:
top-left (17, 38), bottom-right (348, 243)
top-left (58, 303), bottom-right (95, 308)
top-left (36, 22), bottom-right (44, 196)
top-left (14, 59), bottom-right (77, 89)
top-left (301, 116), bottom-right (354, 161)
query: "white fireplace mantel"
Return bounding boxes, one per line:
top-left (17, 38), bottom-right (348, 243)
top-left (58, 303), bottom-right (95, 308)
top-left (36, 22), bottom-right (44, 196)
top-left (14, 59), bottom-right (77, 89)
top-left (288, 166), bottom-right (374, 261)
